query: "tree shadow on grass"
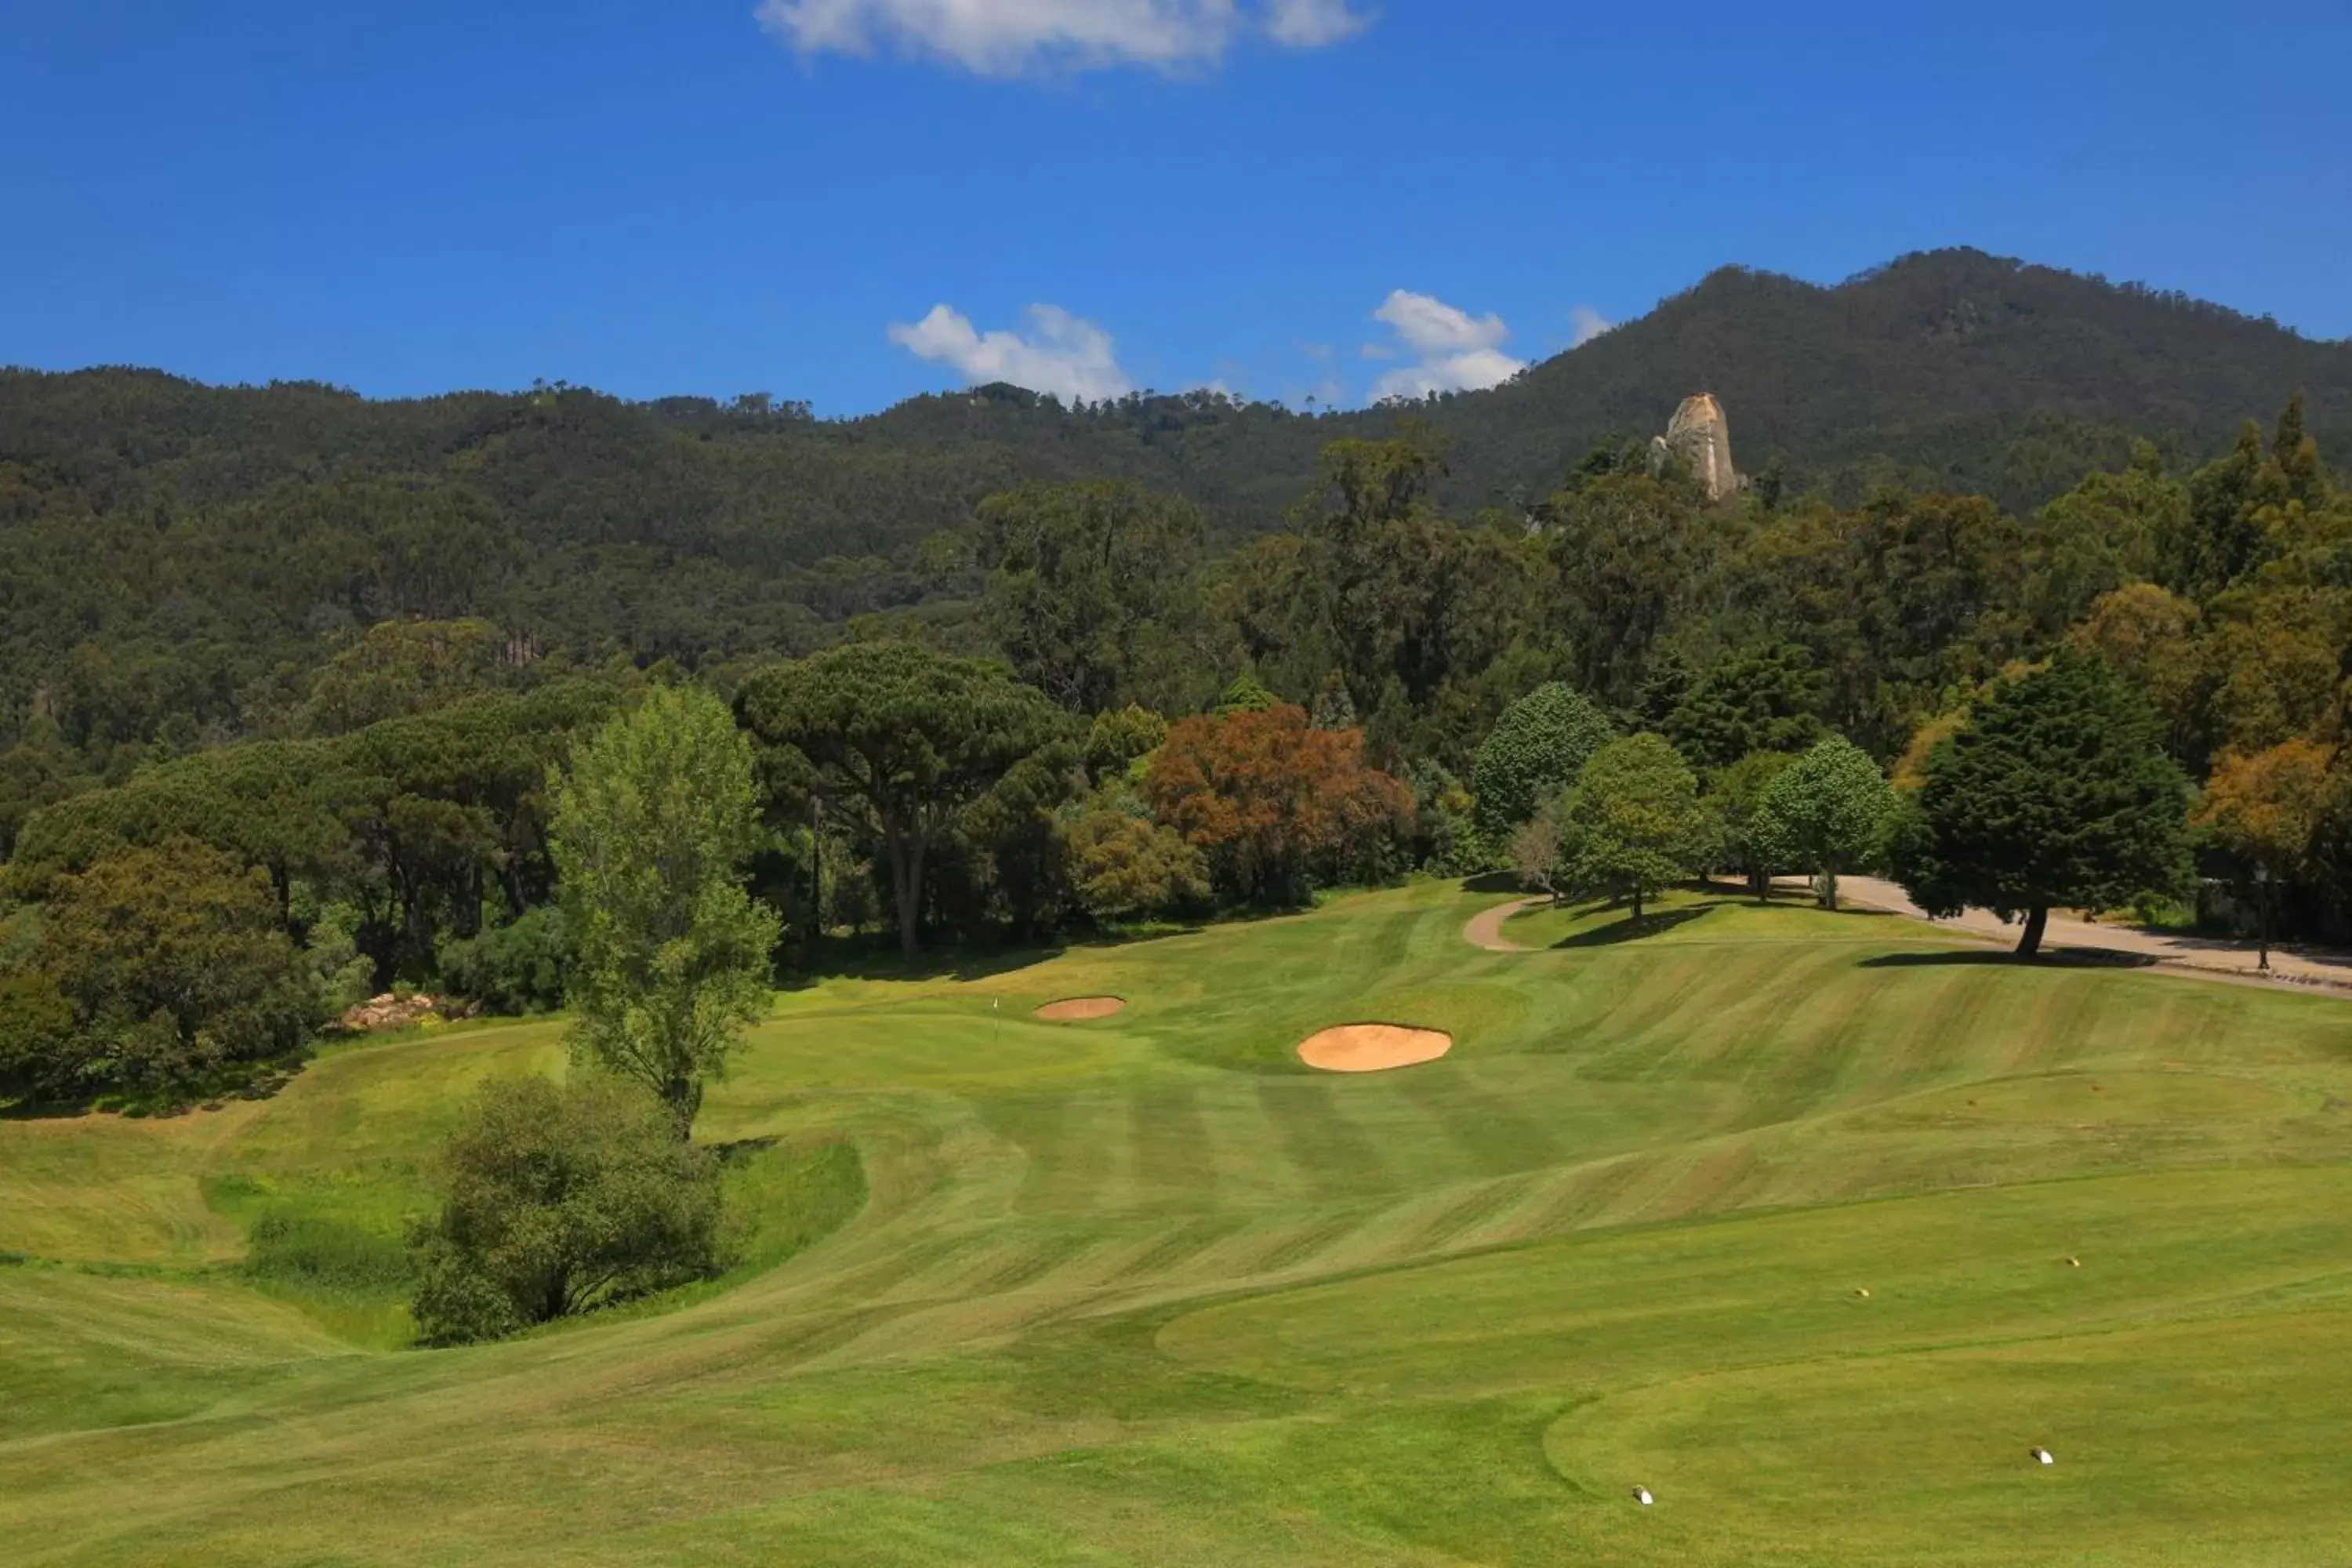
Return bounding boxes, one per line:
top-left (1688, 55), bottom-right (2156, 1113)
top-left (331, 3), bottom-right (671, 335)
top-left (0, 1054), bottom-right (309, 1123)
top-left (1459, 870), bottom-right (1527, 895)
top-left (1549, 905), bottom-right (1716, 947)
top-left (1860, 948), bottom-right (2159, 971)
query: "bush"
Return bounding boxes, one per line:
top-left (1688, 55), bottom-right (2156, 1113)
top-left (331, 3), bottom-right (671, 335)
top-left (437, 906), bottom-right (576, 1014)
top-left (408, 1074), bottom-right (722, 1345)
top-left (1064, 797), bottom-right (1210, 922)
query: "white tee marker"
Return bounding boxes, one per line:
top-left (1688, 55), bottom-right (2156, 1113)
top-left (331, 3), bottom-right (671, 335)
top-left (1632, 1486), bottom-right (1653, 1505)
top-left (2030, 1446), bottom-right (2055, 1466)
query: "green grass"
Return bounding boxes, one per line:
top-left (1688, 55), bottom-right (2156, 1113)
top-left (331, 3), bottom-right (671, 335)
top-left (4, 880), bottom-right (2351, 1563)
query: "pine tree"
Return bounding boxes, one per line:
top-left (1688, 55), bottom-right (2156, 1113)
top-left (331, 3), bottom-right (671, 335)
top-left (1893, 652), bottom-right (2191, 956)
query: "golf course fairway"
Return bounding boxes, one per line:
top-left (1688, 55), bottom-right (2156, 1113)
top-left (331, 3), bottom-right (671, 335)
top-left (5, 880), bottom-right (2351, 1564)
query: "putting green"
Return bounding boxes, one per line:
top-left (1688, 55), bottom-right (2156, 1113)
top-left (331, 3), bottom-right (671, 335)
top-left (5, 879), bottom-right (2350, 1564)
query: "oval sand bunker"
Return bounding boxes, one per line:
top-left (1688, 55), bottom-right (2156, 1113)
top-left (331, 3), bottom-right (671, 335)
top-left (1034, 996), bottom-right (1127, 1022)
top-left (1298, 1023), bottom-right (1452, 1073)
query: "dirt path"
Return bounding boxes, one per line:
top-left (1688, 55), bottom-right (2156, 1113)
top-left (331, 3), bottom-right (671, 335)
top-left (1832, 876), bottom-right (2352, 993)
top-left (1461, 897), bottom-right (1544, 953)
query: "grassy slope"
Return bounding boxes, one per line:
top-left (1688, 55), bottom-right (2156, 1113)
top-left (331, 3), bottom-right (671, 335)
top-left (3, 881), bottom-right (2350, 1563)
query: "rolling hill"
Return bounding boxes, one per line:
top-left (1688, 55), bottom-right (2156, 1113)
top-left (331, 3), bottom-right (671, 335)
top-left (5, 882), bottom-right (2352, 1562)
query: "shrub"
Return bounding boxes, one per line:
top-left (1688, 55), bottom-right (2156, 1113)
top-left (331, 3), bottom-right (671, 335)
top-left (437, 906), bottom-right (577, 1014)
top-left (1064, 798), bottom-right (1210, 921)
top-left (408, 1074), bottom-right (722, 1345)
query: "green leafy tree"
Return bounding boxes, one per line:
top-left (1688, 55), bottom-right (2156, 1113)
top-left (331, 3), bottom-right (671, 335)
top-left (0, 968), bottom-right (77, 1104)
top-left (1083, 705), bottom-right (1168, 781)
top-left (408, 1075), bottom-right (722, 1345)
top-left (1064, 799), bottom-right (1210, 922)
top-left (976, 481), bottom-right (1208, 714)
top-left (958, 739), bottom-right (1084, 942)
top-left (1665, 644), bottom-right (1829, 769)
top-left (1892, 652), bottom-right (2192, 955)
top-left (1543, 472), bottom-right (1700, 705)
top-left (1470, 682), bottom-right (1616, 844)
top-left (33, 840), bottom-right (318, 1098)
top-left (735, 642), bottom-right (1069, 956)
top-left (1750, 736), bottom-right (1899, 909)
top-left (1215, 671), bottom-right (1279, 713)
top-left (303, 619), bottom-right (503, 736)
top-left (549, 685), bottom-right (780, 1134)
top-left (1557, 735), bottom-right (1716, 918)
top-left (8, 739), bottom-right (351, 930)
top-left (1708, 750), bottom-right (1798, 900)
top-left (2194, 739), bottom-right (2334, 970)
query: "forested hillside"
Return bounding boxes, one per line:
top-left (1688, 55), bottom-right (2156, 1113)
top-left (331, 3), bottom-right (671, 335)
top-left (5, 247), bottom-right (2346, 691)
top-left (3, 246), bottom-right (2348, 943)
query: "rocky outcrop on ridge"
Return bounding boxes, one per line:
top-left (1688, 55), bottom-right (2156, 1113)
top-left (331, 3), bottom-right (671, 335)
top-left (1649, 393), bottom-right (1744, 502)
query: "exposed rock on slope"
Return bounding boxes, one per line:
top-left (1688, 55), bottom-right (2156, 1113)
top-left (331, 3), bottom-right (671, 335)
top-left (1650, 392), bottom-right (1744, 501)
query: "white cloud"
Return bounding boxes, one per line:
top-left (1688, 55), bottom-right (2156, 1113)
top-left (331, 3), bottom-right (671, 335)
top-left (887, 302), bottom-right (1134, 402)
top-left (1570, 305), bottom-right (1613, 347)
top-left (1364, 289), bottom-right (1526, 401)
top-left (1264, 0), bottom-right (1368, 45)
top-left (757, 0), bottom-right (1368, 75)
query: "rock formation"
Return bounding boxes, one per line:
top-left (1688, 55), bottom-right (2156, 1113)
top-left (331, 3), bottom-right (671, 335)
top-left (1649, 393), bottom-right (1743, 503)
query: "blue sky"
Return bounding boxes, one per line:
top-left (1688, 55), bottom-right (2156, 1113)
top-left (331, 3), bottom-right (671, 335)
top-left (6, 1), bottom-right (2347, 415)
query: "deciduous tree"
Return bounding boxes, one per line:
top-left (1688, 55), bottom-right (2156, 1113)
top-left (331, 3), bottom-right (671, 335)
top-left (1142, 705), bottom-right (1412, 904)
top-left (976, 481), bottom-right (1207, 714)
top-left (1469, 682), bottom-right (1615, 845)
top-left (33, 840), bottom-right (317, 1098)
top-left (1707, 750), bottom-right (1798, 900)
top-left (2194, 738), bottom-right (2334, 969)
top-left (1064, 800), bottom-right (1210, 922)
top-left (1750, 736), bottom-right (1898, 909)
top-left (550, 685), bottom-right (779, 1134)
top-left (1557, 735), bottom-right (1715, 919)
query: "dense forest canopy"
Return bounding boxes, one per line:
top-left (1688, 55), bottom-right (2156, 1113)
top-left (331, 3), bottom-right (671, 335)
top-left (3, 246), bottom-right (2350, 1102)
top-left (5, 247), bottom-right (2347, 756)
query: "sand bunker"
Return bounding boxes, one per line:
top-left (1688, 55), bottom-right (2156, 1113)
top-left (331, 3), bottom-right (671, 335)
top-left (1034, 996), bottom-right (1127, 1022)
top-left (1297, 1023), bottom-right (1453, 1073)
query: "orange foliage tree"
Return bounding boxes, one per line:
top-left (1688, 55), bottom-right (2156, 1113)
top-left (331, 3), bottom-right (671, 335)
top-left (1142, 706), bottom-right (1414, 904)
top-left (2194, 737), bottom-right (2336, 967)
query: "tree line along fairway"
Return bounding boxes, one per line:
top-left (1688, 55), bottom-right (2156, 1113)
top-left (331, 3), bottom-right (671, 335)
top-left (4, 879), bottom-right (2351, 1563)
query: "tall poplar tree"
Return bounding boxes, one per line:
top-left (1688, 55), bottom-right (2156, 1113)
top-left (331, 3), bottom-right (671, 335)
top-left (550, 684), bottom-right (779, 1135)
